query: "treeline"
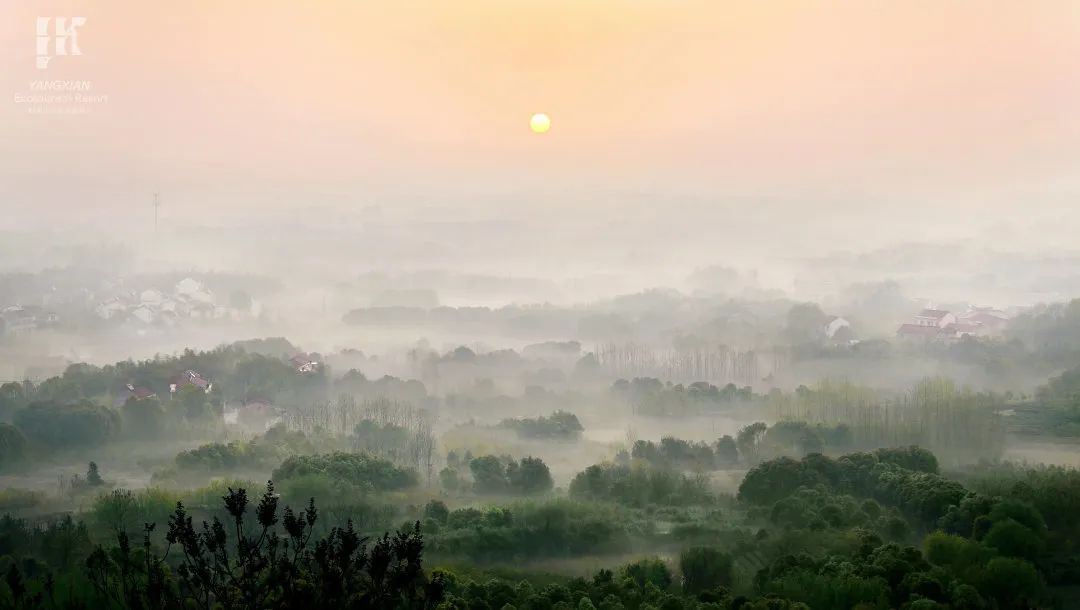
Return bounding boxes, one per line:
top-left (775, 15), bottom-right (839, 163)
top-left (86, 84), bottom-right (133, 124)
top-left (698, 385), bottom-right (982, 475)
top-left (0, 341), bottom-right (435, 468)
top-left (621, 421), bottom-right (853, 473)
top-left (1011, 362), bottom-right (1080, 436)
top-left (151, 425), bottom-right (317, 484)
top-left (438, 452), bottom-right (554, 496)
top-left (569, 462), bottom-right (713, 507)
top-left (0, 339), bottom-right (431, 422)
top-left (497, 410), bottom-right (584, 440)
top-left (3, 446), bottom-right (1079, 608)
top-left (611, 378), bottom-right (756, 416)
top-left (0, 483), bottom-right (442, 610)
top-left (737, 447), bottom-right (1079, 606)
top-left (770, 378), bottom-right (1006, 464)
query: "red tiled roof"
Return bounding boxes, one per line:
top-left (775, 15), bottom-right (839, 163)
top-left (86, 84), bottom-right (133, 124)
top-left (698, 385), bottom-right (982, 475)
top-left (127, 384), bottom-right (156, 399)
top-left (171, 370), bottom-right (210, 389)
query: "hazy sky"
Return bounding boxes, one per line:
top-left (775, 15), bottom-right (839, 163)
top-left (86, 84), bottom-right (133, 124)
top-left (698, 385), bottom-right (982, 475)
top-left (2, 1), bottom-right (1079, 259)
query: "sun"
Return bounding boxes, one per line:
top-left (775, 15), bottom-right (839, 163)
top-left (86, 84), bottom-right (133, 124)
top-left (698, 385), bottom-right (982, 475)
top-left (530, 113), bottom-right (551, 134)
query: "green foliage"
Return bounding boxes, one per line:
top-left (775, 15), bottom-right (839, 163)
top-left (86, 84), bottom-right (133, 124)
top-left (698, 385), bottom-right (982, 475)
top-left (499, 410), bottom-right (584, 440)
top-left (165, 424), bottom-right (314, 479)
top-left (715, 435), bottom-right (738, 466)
top-left (509, 457), bottom-right (554, 495)
top-left (425, 500), bottom-right (450, 524)
top-left (14, 400), bottom-right (120, 448)
top-left (3, 483), bottom-right (442, 609)
top-left (430, 499), bottom-right (631, 562)
top-left (611, 378), bottom-right (754, 416)
top-left (631, 437), bottom-right (721, 471)
top-left (770, 378), bottom-right (1006, 463)
top-left (620, 557), bottom-right (672, 590)
top-left (272, 451), bottom-right (419, 493)
top-left (86, 461), bottom-right (104, 486)
top-left (569, 462), bottom-right (712, 507)
top-left (90, 487), bottom-right (179, 534)
top-left (0, 488), bottom-right (43, 513)
top-left (0, 424), bottom-right (27, 468)
top-left (121, 396), bottom-right (167, 439)
top-left (468, 455), bottom-right (554, 496)
top-left (0, 383), bottom-right (27, 422)
top-left (678, 547), bottom-right (733, 593)
top-left (980, 557), bottom-right (1043, 608)
top-left (983, 519), bottom-right (1043, 560)
top-left (736, 422), bottom-right (767, 463)
top-left (471, 455), bottom-right (511, 494)
top-left (737, 457), bottom-right (825, 505)
top-left (739, 448), bottom-right (962, 527)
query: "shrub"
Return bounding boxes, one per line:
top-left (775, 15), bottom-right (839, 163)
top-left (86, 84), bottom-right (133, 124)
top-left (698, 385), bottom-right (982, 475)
top-left (499, 410), bottom-right (584, 440)
top-left (272, 451), bottom-right (418, 492)
top-left (468, 455), bottom-right (554, 496)
top-left (568, 462), bottom-right (712, 506)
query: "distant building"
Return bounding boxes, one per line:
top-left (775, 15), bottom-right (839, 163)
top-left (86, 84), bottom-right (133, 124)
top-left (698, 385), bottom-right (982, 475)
top-left (940, 322), bottom-right (981, 340)
top-left (131, 305), bottom-right (155, 324)
top-left (958, 307), bottom-right (1010, 335)
top-left (289, 353), bottom-right (320, 373)
top-left (896, 323), bottom-right (943, 340)
top-left (125, 383), bottom-right (157, 400)
top-left (1, 305), bottom-right (59, 335)
top-left (175, 278), bottom-right (214, 303)
top-left (140, 289), bottom-right (166, 306)
top-left (914, 309), bottom-right (955, 328)
top-left (95, 297), bottom-right (128, 320)
top-left (170, 370), bottom-right (212, 395)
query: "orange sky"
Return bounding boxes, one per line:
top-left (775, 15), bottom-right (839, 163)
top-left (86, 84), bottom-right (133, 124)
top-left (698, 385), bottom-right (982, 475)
top-left (2, 1), bottom-right (1079, 229)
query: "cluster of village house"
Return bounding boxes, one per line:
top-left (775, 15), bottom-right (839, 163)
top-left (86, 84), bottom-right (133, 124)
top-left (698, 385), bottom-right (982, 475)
top-left (122, 353), bottom-right (321, 429)
top-left (896, 306), bottom-right (1010, 341)
top-left (95, 277), bottom-right (250, 325)
top-left (0, 277), bottom-right (253, 338)
top-left (0, 305), bottom-right (60, 336)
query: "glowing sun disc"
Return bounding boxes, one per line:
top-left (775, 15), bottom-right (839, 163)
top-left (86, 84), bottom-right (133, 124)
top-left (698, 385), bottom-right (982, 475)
top-left (530, 113), bottom-right (551, 134)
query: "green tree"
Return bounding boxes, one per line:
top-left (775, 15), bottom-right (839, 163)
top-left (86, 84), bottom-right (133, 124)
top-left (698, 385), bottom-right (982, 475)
top-left (785, 303), bottom-right (829, 345)
top-left (86, 461), bottom-right (103, 486)
top-left (14, 400), bottom-right (120, 449)
top-left (736, 422), bottom-right (767, 463)
top-left (470, 455), bottom-right (509, 494)
top-left (121, 396), bottom-right (167, 439)
top-left (508, 457), bottom-right (553, 495)
top-left (620, 558), bottom-right (672, 590)
top-left (0, 423), bottom-right (27, 468)
top-left (424, 500), bottom-right (450, 524)
top-left (983, 519), bottom-right (1043, 560)
top-left (980, 557), bottom-right (1043, 609)
top-left (678, 547), bottom-right (733, 593)
top-left (0, 382), bottom-right (27, 422)
top-left (715, 435), bottom-right (738, 466)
